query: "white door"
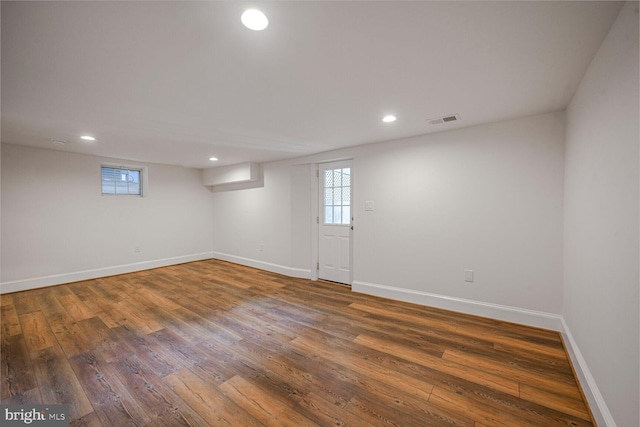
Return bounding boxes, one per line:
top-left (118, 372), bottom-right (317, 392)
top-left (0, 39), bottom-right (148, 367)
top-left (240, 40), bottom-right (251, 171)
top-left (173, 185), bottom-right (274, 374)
top-left (318, 161), bottom-right (352, 284)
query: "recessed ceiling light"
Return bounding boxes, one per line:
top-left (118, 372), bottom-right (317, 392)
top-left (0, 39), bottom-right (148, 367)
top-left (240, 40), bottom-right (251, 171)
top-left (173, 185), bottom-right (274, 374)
top-left (209, 157), bottom-right (219, 161)
top-left (51, 139), bottom-right (66, 145)
top-left (382, 115), bottom-right (397, 123)
top-left (80, 135), bottom-right (96, 141)
top-left (241, 9), bottom-right (268, 31)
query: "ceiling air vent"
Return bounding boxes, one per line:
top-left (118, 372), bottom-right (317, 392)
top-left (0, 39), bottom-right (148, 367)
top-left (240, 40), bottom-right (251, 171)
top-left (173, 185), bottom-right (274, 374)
top-left (427, 114), bottom-right (460, 125)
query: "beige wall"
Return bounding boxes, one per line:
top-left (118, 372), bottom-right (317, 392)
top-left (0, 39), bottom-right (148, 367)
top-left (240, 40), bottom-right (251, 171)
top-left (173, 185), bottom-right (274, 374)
top-left (211, 111), bottom-right (566, 316)
top-left (1, 144), bottom-right (214, 291)
top-left (563, 2), bottom-right (639, 426)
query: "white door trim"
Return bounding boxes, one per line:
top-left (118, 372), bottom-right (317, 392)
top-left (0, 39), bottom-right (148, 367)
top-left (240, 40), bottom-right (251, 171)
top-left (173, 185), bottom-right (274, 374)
top-left (311, 163), bottom-right (319, 281)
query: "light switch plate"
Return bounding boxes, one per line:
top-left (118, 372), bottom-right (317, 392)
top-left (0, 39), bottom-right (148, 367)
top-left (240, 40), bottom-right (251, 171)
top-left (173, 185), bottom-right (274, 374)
top-left (465, 270), bottom-right (474, 282)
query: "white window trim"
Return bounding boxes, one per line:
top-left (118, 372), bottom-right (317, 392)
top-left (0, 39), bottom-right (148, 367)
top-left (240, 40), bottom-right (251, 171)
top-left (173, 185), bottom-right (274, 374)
top-left (101, 162), bottom-right (148, 197)
top-left (322, 166), bottom-right (351, 225)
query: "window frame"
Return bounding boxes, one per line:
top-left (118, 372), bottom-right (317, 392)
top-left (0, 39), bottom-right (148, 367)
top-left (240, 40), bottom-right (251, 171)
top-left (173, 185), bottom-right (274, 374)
top-left (322, 166), bottom-right (351, 226)
top-left (100, 163), bottom-right (147, 197)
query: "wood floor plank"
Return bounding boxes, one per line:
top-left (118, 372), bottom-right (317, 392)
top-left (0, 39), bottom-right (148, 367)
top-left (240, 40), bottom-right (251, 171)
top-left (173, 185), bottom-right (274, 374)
top-left (0, 293), bottom-right (15, 308)
top-left (347, 390), bottom-right (474, 427)
top-left (91, 279), bottom-right (122, 302)
top-left (455, 324), bottom-right (567, 359)
top-left (226, 338), bottom-right (348, 408)
top-left (68, 350), bottom-right (151, 426)
top-left (219, 374), bottom-right (319, 427)
top-left (349, 302), bottom-right (459, 333)
top-left (1, 334), bottom-right (38, 400)
top-left (288, 336), bottom-right (446, 427)
top-left (19, 311), bottom-right (58, 354)
top-left (133, 285), bottom-right (182, 311)
top-left (441, 348), bottom-right (581, 399)
top-left (109, 323), bottom-right (183, 379)
top-left (75, 316), bottom-right (133, 363)
top-left (1, 386), bottom-right (43, 406)
top-left (36, 292), bottom-right (94, 358)
top-left (519, 383), bottom-right (592, 421)
top-left (354, 334), bottom-right (521, 397)
top-left (111, 299), bottom-right (164, 334)
top-left (1, 303), bottom-right (23, 337)
top-left (68, 411), bottom-right (104, 427)
top-left (429, 384), bottom-right (593, 427)
top-left (334, 357), bottom-right (472, 427)
top-left (150, 327), bottom-right (239, 385)
top-left (13, 293), bottom-right (42, 315)
top-left (111, 354), bottom-right (210, 426)
top-left (66, 282), bottom-right (112, 316)
top-left (290, 335), bottom-right (435, 403)
top-left (170, 306), bottom-right (242, 345)
top-left (58, 293), bottom-right (96, 322)
top-left (1, 259), bottom-right (595, 427)
top-left (429, 385), bottom-right (527, 427)
top-left (165, 368), bottom-right (264, 427)
top-left (295, 392), bottom-right (375, 427)
top-left (443, 335), bottom-right (575, 378)
top-left (32, 346), bottom-right (94, 421)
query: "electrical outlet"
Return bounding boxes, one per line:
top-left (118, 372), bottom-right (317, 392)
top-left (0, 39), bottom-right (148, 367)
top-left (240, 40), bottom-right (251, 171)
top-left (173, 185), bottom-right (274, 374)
top-left (134, 245), bottom-right (141, 253)
top-left (465, 270), bottom-right (474, 283)
top-left (258, 243), bottom-right (264, 252)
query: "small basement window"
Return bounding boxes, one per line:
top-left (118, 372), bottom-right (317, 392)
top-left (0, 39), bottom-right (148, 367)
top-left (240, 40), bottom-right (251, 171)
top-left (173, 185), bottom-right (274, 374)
top-left (101, 165), bottom-right (143, 196)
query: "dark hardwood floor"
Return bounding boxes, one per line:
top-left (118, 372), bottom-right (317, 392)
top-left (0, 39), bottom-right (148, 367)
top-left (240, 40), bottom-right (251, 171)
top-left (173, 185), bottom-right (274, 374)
top-left (1, 259), bottom-right (594, 426)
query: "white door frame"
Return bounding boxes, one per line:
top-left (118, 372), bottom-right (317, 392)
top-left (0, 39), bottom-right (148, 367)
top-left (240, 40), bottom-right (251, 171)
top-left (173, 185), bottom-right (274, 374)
top-left (311, 163), bottom-right (320, 281)
top-left (311, 160), bottom-right (353, 284)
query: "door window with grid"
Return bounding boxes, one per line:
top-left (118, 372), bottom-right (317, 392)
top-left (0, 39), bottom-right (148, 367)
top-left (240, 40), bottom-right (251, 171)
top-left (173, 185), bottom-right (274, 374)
top-left (323, 167), bottom-right (351, 225)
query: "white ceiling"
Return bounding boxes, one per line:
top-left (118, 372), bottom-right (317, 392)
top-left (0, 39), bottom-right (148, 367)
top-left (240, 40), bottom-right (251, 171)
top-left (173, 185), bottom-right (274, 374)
top-left (1, 1), bottom-right (623, 169)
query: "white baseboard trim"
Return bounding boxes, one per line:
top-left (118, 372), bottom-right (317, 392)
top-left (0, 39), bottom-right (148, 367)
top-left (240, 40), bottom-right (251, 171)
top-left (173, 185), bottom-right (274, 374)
top-left (560, 318), bottom-right (616, 427)
top-left (211, 251), bottom-right (312, 279)
top-left (352, 280), bottom-right (563, 331)
top-left (0, 252), bottom-right (215, 294)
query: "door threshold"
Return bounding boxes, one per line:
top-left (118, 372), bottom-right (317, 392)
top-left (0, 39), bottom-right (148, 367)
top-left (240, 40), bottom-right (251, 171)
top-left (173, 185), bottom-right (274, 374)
top-left (318, 279), bottom-right (352, 288)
